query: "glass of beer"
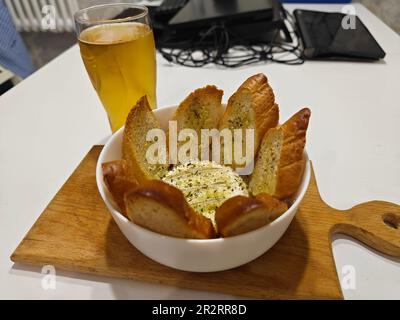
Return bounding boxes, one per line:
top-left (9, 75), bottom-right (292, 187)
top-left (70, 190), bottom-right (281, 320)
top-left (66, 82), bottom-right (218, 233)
top-left (75, 3), bottom-right (156, 132)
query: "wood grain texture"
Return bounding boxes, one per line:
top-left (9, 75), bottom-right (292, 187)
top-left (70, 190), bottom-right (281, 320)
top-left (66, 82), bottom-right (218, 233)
top-left (10, 146), bottom-right (400, 299)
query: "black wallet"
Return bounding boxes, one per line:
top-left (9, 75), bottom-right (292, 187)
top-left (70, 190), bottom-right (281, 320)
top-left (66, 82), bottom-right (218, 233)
top-left (294, 9), bottom-right (386, 61)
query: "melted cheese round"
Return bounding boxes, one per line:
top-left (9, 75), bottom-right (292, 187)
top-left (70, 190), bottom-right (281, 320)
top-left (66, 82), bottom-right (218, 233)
top-left (162, 161), bottom-right (249, 225)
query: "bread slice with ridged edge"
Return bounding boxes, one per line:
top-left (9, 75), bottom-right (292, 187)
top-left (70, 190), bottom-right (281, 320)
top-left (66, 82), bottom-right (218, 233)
top-left (122, 96), bottom-right (168, 183)
top-left (218, 73), bottom-right (279, 168)
top-left (215, 193), bottom-right (288, 237)
top-left (124, 180), bottom-right (216, 239)
top-left (171, 85), bottom-right (223, 162)
top-left (249, 108), bottom-right (311, 199)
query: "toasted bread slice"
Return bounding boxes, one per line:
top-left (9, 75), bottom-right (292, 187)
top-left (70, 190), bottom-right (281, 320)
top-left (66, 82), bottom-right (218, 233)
top-left (171, 85), bottom-right (223, 162)
top-left (218, 74), bottom-right (279, 167)
top-left (122, 96), bottom-right (168, 183)
top-left (216, 193), bottom-right (288, 237)
top-left (102, 160), bottom-right (138, 215)
top-left (249, 108), bottom-right (311, 199)
top-left (124, 180), bottom-right (216, 239)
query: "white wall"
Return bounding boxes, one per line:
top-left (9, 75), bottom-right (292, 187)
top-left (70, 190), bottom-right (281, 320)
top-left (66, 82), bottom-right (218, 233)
top-left (358, 0), bottom-right (400, 33)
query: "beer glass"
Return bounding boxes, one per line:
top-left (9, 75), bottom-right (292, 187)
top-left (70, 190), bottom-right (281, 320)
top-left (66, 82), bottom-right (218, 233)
top-left (75, 3), bottom-right (157, 132)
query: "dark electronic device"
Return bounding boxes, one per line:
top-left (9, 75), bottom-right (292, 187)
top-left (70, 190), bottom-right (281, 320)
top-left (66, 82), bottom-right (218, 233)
top-left (152, 0), bottom-right (189, 23)
top-left (294, 9), bottom-right (386, 61)
top-left (152, 0), bottom-right (303, 67)
top-left (169, 0), bottom-right (274, 27)
top-left (155, 0), bottom-right (292, 47)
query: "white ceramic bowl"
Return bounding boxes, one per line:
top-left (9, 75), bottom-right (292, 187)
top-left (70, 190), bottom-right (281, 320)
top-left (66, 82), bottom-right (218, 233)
top-left (96, 105), bottom-right (311, 272)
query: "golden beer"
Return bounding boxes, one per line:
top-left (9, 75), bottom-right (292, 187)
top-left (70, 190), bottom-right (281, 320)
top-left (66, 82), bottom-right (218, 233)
top-left (79, 22), bottom-right (156, 132)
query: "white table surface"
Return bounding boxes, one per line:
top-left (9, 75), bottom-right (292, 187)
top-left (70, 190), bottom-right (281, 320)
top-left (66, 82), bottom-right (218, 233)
top-left (1, 3), bottom-right (399, 300)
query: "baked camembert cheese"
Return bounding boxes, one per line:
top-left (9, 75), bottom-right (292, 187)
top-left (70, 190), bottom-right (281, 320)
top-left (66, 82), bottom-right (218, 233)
top-left (162, 161), bottom-right (249, 225)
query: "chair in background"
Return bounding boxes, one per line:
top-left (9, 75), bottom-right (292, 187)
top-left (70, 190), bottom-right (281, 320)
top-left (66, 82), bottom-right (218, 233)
top-left (0, 0), bottom-right (35, 94)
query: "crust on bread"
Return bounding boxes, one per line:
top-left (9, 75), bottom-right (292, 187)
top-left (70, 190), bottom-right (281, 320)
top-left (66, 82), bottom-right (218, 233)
top-left (274, 108), bottom-right (310, 198)
top-left (249, 108), bottom-right (311, 199)
top-left (124, 180), bottom-right (216, 239)
top-left (122, 96), bottom-right (168, 183)
top-left (215, 194), bottom-right (288, 237)
top-left (234, 74), bottom-right (278, 146)
top-left (102, 160), bottom-right (139, 215)
top-left (219, 74), bottom-right (279, 164)
top-left (171, 85), bottom-right (223, 162)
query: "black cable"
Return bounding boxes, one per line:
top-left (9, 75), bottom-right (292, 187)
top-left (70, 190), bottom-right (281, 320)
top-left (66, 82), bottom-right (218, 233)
top-left (158, 8), bottom-right (304, 68)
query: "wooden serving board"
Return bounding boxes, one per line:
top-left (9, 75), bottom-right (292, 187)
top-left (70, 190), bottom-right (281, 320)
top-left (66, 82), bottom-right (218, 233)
top-left (11, 146), bottom-right (400, 299)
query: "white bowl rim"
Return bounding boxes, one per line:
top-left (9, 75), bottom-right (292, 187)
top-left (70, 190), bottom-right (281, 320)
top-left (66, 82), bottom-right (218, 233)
top-left (96, 105), bottom-right (311, 243)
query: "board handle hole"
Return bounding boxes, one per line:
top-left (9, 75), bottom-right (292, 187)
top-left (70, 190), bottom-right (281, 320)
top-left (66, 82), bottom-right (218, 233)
top-left (383, 213), bottom-right (400, 230)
